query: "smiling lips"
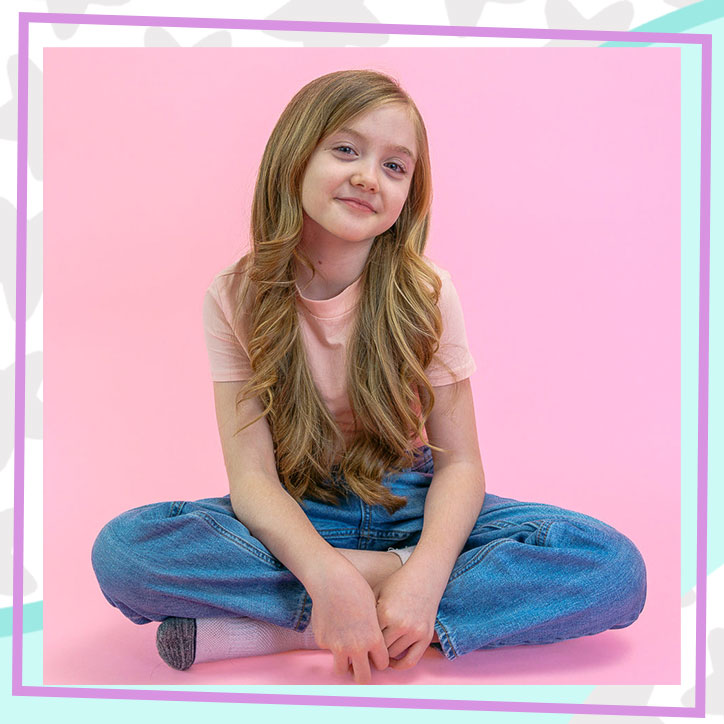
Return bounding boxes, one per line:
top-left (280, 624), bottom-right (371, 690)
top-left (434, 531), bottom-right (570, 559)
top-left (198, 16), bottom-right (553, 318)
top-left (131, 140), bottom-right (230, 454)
top-left (337, 197), bottom-right (376, 213)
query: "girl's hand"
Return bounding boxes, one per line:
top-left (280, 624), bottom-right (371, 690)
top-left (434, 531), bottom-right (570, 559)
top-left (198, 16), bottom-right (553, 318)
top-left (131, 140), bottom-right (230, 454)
top-left (309, 560), bottom-right (390, 684)
top-left (373, 563), bottom-right (444, 670)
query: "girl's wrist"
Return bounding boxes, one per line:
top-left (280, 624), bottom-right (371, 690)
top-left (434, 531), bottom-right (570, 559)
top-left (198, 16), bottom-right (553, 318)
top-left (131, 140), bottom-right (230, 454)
top-left (401, 551), bottom-right (454, 596)
top-left (302, 548), bottom-right (365, 599)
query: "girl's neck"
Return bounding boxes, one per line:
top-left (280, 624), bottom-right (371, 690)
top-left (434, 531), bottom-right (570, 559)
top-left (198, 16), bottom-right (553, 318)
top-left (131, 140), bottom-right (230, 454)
top-left (295, 230), bottom-right (374, 301)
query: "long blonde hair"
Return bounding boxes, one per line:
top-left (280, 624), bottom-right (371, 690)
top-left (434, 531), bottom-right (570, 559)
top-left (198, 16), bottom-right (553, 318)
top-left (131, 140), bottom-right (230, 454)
top-left (233, 69), bottom-right (454, 513)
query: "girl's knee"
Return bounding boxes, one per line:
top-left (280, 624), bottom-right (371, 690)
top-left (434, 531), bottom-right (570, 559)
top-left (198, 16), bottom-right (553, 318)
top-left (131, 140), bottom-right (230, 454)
top-left (91, 506), bottom-right (177, 624)
top-left (605, 530), bottom-right (647, 625)
top-left (91, 504), bottom-right (165, 601)
top-left (582, 523), bottom-right (647, 627)
top-left (547, 517), bottom-right (647, 627)
top-left (91, 511), bottom-right (137, 596)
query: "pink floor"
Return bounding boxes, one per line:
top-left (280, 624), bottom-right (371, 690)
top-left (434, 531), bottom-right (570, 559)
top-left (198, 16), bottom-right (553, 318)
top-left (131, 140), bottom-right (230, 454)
top-left (44, 583), bottom-right (673, 686)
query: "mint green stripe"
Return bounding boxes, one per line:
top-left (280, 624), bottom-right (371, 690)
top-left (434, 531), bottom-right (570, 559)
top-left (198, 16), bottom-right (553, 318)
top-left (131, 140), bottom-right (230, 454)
top-left (631, 0), bottom-right (724, 33)
top-left (0, 602), bottom-right (43, 637)
top-left (603, 0), bottom-right (722, 47)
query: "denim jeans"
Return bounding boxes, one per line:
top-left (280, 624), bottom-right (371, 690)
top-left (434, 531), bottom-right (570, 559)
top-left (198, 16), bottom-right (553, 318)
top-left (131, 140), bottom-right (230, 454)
top-left (91, 446), bottom-right (647, 660)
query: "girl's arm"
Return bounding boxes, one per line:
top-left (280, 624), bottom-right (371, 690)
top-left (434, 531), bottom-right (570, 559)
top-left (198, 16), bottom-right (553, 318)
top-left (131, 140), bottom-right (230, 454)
top-left (410, 376), bottom-right (486, 588)
top-left (212, 380), bottom-right (389, 683)
top-left (213, 380), bottom-right (335, 584)
top-left (373, 377), bottom-right (485, 668)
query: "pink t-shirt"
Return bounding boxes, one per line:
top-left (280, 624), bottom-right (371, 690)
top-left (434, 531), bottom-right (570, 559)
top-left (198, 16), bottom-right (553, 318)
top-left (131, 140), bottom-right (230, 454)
top-left (202, 258), bottom-right (476, 443)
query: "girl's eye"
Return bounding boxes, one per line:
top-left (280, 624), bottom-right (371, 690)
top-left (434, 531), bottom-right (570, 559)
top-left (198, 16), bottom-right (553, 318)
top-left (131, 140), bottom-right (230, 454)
top-left (385, 161), bottom-right (407, 174)
top-left (333, 146), bottom-right (406, 175)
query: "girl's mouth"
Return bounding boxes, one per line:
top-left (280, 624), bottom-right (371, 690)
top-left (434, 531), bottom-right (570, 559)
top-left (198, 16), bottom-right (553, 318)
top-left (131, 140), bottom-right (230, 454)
top-left (336, 198), bottom-right (375, 213)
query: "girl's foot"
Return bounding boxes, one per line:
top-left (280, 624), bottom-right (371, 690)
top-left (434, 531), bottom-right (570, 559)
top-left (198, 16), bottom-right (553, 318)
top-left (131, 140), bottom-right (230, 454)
top-left (156, 615), bottom-right (319, 671)
top-left (156, 616), bottom-right (196, 670)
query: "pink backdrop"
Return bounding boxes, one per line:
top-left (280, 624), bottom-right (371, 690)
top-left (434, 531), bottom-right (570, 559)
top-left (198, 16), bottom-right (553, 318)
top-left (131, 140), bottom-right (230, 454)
top-left (43, 48), bottom-right (681, 685)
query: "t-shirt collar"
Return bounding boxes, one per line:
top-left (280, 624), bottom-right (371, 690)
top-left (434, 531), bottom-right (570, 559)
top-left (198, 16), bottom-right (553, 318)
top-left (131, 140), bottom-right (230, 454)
top-left (295, 273), bottom-right (363, 319)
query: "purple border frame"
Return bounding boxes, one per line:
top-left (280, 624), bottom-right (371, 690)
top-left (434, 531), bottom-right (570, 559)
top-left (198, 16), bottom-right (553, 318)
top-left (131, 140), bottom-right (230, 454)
top-left (13, 11), bottom-right (711, 716)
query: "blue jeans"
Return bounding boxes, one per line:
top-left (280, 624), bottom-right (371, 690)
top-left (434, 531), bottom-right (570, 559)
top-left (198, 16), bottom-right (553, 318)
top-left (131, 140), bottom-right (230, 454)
top-left (91, 446), bottom-right (646, 660)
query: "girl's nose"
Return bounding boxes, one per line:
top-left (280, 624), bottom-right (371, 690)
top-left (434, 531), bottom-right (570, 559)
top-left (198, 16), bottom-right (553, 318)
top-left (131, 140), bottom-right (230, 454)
top-left (351, 168), bottom-right (378, 193)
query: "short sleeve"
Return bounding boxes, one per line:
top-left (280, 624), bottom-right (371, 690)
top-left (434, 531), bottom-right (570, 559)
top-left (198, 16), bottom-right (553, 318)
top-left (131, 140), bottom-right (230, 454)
top-left (202, 278), bottom-right (253, 382)
top-left (425, 269), bottom-right (477, 386)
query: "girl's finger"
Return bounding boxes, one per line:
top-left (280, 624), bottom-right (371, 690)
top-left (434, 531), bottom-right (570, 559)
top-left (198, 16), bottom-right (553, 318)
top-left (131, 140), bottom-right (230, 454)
top-left (369, 637), bottom-right (390, 672)
top-left (388, 640), bottom-right (430, 670)
top-left (387, 635), bottom-right (414, 660)
top-left (352, 653), bottom-right (372, 685)
top-left (333, 653), bottom-right (350, 678)
top-left (381, 626), bottom-right (404, 650)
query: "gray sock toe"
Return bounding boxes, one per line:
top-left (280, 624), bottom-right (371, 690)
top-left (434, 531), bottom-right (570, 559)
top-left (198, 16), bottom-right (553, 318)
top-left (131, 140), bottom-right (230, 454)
top-left (156, 617), bottom-right (196, 671)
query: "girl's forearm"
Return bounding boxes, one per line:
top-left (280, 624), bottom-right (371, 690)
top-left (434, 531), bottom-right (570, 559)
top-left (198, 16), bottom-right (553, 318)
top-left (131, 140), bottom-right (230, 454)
top-left (229, 476), bottom-right (354, 597)
top-left (409, 461), bottom-right (485, 590)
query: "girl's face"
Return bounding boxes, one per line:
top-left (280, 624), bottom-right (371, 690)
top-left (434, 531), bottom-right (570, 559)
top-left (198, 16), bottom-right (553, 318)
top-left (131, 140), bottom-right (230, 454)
top-left (300, 103), bottom-right (418, 248)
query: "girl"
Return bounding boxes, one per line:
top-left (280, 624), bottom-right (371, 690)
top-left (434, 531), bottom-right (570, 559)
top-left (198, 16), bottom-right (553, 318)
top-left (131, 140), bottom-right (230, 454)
top-left (91, 69), bottom-right (647, 685)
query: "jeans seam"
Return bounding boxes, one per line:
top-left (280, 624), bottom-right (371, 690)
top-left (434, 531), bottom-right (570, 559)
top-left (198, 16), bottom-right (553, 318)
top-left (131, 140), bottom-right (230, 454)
top-left (192, 511), bottom-right (280, 567)
top-left (361, 530), bottom-right (414, 541)
top-left (320, 531), bottom-right (412, 543)
top-left (293, 591), bottom-right (312, 632)
top-left (448, 538), bottom-right (512, 583)
top-left (358, 501), bottom-right (370, 549)
top-left (448, 517), bottom-right (594, 584)
top-left (314, 528), bottom-right (359, 537)
top-left (474, 516), bottom-right (582, 537)
top-left (458, 517), bottom-right (591, 578)
top-left (537, 520), bottom-right (555, 546)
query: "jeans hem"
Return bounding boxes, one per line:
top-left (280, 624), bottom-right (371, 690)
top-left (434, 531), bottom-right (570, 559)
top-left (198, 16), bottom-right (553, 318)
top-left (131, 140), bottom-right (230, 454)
top-left (433, 615), bottom-right (458, 661)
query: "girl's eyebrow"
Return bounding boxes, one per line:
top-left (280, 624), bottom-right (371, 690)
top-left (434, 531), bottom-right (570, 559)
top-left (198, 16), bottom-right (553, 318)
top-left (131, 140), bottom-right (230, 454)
top-left (333, 126), bottom-right (417, 163)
